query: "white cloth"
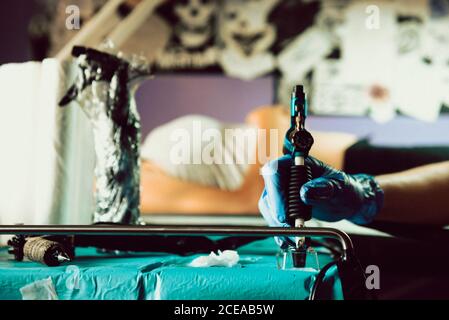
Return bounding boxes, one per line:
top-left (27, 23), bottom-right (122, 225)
top-left (0, 59), bottom-right (95, 243)
top-left (189, 250), bottom-right (240, 268)
top-left (141, 115), bottom-right (254, 191)
top-left (20, 277), bottom-right (59, 300)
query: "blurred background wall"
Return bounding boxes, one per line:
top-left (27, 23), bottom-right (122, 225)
top-left (0, 0), bottom-right (36, 64)
top-left (1, 0), bottom-right (448, 146)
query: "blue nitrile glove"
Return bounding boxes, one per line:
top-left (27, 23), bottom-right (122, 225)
top-left (259, 154), bottom-right (384, 235)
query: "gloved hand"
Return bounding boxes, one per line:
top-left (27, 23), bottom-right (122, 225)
top-left (258, 154), bottom-right (384, 230)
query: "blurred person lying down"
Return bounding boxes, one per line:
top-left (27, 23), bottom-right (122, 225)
top-left (139, 106), bottom-right (357, 215)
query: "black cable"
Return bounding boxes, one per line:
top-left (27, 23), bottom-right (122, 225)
top-left (308, 259), bottom-right (340, 300)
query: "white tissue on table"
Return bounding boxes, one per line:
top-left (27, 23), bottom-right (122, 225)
top-left (20, 277), bottom-right (59, 300)
top-left (189, 250), bottom-right (240, 268)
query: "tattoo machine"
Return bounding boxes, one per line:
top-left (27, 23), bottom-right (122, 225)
top-left (284, 85), bottom-right (314, 268)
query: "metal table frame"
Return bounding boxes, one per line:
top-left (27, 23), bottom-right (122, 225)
top-left (0, 225), bottom-right (354, 260)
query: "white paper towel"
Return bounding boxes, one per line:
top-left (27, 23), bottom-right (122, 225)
top-left (189, 250), bottom-right (240, 268)
top-left (20, 277), bottom-right (59, 300)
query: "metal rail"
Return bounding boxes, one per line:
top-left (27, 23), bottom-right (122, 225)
top-left (0, 225), bottom-right (354, 260)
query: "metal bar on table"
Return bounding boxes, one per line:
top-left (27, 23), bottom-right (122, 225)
top-left (0, 225), bottom-right (354, 260)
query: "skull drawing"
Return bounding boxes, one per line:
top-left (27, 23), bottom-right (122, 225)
top-left (218, 0), bottom-right (280, 79)
top-left (174, 0), bottom-right (216, 28)
top-left (219, 0), bottom-right (279, 57)
top-left (173, 0), bottom-right (217, 49)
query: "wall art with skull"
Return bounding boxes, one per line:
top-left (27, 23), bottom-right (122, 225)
top-left (154, 0), bottom-right (321, 78)
top-left (155, 0), bottom-right (219, 71)
top-left (217, 0), bottom-right (280, 80)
